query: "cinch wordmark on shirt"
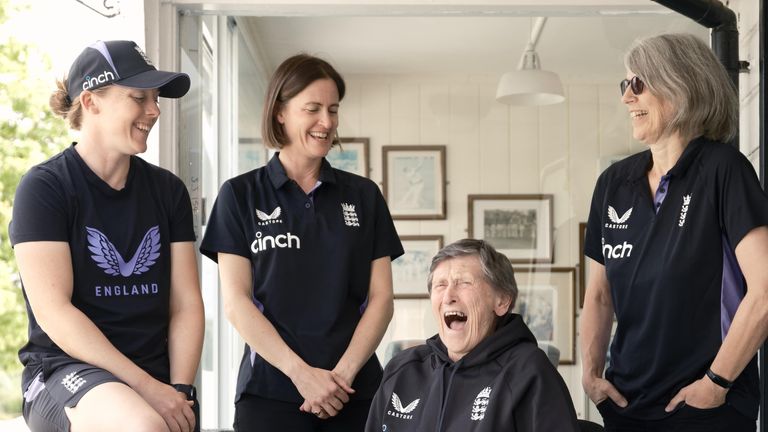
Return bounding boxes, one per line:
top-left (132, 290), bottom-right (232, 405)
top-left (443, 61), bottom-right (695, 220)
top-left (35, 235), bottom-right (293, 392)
top-left (250, 231), bottom-right (301, 254)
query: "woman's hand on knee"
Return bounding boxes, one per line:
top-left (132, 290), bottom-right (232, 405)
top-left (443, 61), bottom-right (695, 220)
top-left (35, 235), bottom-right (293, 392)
top-left (137, 379), bottom-right (196, 432)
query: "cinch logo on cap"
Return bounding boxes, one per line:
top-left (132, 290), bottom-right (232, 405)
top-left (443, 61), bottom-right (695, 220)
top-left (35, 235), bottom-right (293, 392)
top-left (82, 70), bottom-right (116, 91)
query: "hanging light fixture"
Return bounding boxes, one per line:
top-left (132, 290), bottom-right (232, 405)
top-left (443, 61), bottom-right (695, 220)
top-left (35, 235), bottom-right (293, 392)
top-left (496, 17), bottom-right (565, 106)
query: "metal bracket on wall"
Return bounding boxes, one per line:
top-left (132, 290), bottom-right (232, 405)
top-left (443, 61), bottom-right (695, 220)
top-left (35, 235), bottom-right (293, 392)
top-left (75, 0), bottom-right (120, 18)
top-left (739, 60), bottom-right (751, 73)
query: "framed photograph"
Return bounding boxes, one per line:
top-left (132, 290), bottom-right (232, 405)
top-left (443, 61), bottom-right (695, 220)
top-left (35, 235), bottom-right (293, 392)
top-left (512, 267), bottom-right (576, 364)
top-left (392, 235), bottom-right (444, 299)
top-left (578, 222), bottom-right (588, 308)
top-left (237, 138), bottom-right (267, 175)
top-left (325, 137), bottom-right (370, 177)
top-left (383, 145), bottom-right (447, 220)
top-left (468, 194), bottom-right (554, 263)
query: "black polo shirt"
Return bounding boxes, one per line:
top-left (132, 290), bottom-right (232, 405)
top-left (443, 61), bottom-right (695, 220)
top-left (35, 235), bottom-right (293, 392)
top-left (584, 137), bottom-right (768, 420)
top-left (200, 154), bottom-right (403, 403)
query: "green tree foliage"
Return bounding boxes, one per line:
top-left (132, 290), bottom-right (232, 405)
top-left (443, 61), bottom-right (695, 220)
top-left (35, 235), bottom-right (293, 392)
top-left (0, 0), bottom-right (68, 392)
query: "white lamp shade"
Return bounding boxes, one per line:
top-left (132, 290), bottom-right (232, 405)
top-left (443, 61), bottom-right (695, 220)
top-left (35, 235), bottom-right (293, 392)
top-left (496, 69), bottom-right (565, 106)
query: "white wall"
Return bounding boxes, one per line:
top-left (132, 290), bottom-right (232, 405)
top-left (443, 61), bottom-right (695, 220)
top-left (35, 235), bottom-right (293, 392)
top-left (735, 0), bottom-right (762, 170)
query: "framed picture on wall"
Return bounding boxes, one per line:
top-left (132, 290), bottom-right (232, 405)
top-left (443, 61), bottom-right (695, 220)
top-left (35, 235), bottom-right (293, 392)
top-left (237, 138), bottom-right (267, 174)
top-left (468, 194), bottom-right (554, 263)
top-left (383, 145), bottom-right (447, 220)
top-left (512, 267), bottom-right (576, 364)
top-left (392, 235), bottom-right (444, 299)
top-left (325, 137), bottom-right (370, 177)
top-left (578, 222), bottom-right (588, 308)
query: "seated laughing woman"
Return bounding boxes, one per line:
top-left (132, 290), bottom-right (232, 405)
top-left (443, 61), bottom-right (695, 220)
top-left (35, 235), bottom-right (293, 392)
top-left (365, 239), bottom-right (579, 432)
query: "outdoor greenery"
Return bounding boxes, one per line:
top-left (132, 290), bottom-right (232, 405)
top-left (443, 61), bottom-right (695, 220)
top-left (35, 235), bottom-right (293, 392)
top-left (0, 0), bottom-right (69, 417)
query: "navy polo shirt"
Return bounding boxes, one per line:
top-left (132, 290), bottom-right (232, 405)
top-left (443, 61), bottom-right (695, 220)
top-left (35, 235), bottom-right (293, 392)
top-left (200, 154), bottom-right (403, 403)
top-left (584, 137), bottom-right (768, 420)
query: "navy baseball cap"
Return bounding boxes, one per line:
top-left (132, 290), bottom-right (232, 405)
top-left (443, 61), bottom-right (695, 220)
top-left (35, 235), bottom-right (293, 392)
top-left (66, 40), bottom-right (190, 101)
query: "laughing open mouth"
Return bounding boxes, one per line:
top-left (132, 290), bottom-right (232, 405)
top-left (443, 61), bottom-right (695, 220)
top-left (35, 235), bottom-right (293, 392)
top-left (444, 311), bottom-right (467, 330)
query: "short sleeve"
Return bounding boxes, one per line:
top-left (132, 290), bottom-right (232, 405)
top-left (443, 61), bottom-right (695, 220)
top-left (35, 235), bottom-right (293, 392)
top-left (717, 151), bottom-right (768, 248)
top-left (169, 176), bottom-right (196, 243)
top-left (371, 186), bottom-right (404, 262)
top-left (584, 173), bottom-right (607, 264)
top-left (9, 167), bottom-right (70, 246)
top-left (199, 181), bottom-right (250, 262)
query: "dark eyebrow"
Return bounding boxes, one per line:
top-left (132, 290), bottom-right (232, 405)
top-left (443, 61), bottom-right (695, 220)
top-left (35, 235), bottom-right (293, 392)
top-left (304, 101), bottom-right (339, 107)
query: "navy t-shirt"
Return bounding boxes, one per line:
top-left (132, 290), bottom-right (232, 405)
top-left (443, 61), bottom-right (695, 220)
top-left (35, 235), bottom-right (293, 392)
top-left (200, 154), bottom-right (403, 403)
top-left (584, 137), bottom-right (768, 420)
top-left (10, 144), bottom-right (195, 390)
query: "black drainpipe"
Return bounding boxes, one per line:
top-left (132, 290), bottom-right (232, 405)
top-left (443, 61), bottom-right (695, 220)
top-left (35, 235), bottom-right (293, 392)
top-left (651, 1), bottom-right (766, 430)
top-left (651, 0), bottom-right (741, 147)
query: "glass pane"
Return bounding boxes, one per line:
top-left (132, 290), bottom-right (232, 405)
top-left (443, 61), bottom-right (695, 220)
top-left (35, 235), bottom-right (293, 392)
top-left (178, 13), bottom-right (219, 429)
top-left (236, 34), bottom-right (267, 174)
top-left (377, 299), bottom-right (438, 367)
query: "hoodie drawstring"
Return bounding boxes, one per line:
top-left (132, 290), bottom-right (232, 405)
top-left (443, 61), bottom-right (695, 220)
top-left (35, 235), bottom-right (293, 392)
top-left (435, 358), bottom-right (462, 432)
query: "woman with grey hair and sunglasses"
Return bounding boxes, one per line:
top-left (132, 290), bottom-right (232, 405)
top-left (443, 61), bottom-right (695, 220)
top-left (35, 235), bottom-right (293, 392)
top-left (365, 239), bottom-right (578, 431)
top-left (581, 33), bottom-right (768, 431)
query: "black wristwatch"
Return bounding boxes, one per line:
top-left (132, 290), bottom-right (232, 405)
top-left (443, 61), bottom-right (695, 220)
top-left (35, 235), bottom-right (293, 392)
top-left (705, 368), bottom-right (733, 389)
top-left (172, 383), bottom-right (197, 400)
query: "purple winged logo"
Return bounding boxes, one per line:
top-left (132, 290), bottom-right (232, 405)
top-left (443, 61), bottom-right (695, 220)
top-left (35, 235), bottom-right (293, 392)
top-left (86, 226), bottom-right (161, 277)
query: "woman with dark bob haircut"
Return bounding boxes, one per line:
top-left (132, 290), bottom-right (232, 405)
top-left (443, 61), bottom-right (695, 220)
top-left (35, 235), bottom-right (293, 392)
top-left (581, 33), bottom-right (768, 431)
top-left (201, 54), bottom-right (403, 431)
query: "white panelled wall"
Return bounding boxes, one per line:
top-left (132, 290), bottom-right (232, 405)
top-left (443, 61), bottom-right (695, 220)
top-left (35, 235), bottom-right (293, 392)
top-left (737, 0), bottom-right (761, 169)
top-left (342, 74), bottom-right (641, 418)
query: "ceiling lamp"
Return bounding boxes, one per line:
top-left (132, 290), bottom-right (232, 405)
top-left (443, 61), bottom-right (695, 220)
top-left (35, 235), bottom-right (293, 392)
top-left (496, 17), bottom-right (565, 106)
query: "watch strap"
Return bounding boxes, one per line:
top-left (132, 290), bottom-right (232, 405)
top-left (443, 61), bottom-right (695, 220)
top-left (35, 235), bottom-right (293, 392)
top-left (172, 383), bottom-right (197, 400)
top-left (706, 368), bottom-right (733, 389)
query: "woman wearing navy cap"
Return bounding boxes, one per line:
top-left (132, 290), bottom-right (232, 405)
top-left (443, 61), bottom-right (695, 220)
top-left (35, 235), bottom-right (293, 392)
top-left (581, 33), bottom-right (768, 431)
top-left (10, 41), bottom-right (203, 432)
top-left (201, 54), bottom-right (403, 431)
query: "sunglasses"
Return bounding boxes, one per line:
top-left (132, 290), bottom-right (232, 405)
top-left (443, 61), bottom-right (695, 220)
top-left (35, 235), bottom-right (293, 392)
top-left (620, 76), bottom-right (644, 96)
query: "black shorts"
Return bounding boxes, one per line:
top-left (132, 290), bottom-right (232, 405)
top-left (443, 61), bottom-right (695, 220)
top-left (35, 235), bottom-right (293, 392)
top-left (22, 362), bottom-right (202, 432)
top-left (22, 362), bottom-right (122, 432)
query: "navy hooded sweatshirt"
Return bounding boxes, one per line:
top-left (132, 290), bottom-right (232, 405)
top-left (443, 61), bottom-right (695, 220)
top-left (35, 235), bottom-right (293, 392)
top-left (365, 314), bottom-right (579, 432)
